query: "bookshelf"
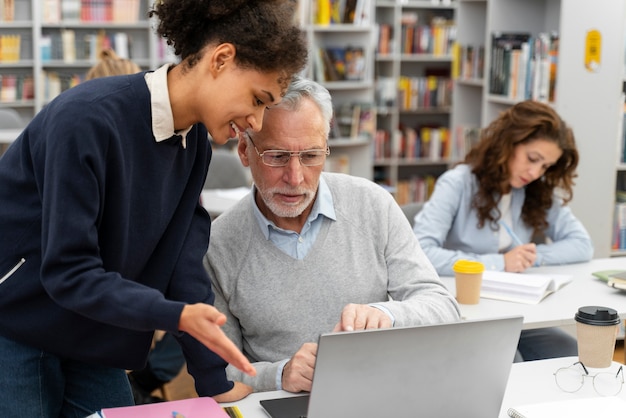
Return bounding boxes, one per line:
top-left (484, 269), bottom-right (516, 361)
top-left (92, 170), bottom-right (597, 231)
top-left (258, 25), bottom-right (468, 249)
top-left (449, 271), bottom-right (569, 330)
top-left (299, 0), bottom-right (375, 180)
top-left (450, 0), bottom-right (626, 258)
top-left (613, 12), bottom-right (626, 257)
top-left (0, 0), bottom-right (172, 122)
top-left (373, 0), bottom-right (456, 205)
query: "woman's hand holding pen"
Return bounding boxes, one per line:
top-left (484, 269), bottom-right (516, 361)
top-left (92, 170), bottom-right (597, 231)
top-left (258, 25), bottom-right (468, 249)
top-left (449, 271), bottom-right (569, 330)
top-left (178, 303), bottom-right (256, 377)
top-left (504, 243), bottom-right (537, 273)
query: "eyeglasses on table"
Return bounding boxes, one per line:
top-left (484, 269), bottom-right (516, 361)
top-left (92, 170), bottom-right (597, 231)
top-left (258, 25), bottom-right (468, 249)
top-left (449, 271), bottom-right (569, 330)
top-left (553, 361), bottom-right (624, 396)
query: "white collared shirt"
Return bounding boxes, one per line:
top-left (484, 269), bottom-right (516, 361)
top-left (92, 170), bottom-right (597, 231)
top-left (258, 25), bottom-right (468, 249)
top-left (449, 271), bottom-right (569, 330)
top-left (144, 63), bottom-right (192, 148)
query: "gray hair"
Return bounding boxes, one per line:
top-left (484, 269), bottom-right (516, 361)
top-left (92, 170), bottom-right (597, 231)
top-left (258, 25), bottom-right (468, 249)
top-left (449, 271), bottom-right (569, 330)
top-left (275, 76), bottom-right (334, 136)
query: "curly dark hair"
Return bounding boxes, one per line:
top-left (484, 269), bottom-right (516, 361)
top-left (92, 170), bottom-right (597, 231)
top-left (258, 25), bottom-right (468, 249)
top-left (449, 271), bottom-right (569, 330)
top-left (464, 100), bottom-right (578, 235)
top-left (149, 0), bottom-right (307, 89)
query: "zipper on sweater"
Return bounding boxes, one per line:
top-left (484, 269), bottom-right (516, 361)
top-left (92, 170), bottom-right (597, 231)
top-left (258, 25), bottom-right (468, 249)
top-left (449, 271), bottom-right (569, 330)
top-left (0, 258), bottom-right (25, 286)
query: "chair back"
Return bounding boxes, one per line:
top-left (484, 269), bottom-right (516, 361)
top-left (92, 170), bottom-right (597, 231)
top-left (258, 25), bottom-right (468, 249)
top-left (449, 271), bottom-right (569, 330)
top-left (400, 201), bottom-right (424, 228)
top-left (204, 149), bottom-right (250, 189)
top-left (0, 108), bottom-right (24, 129)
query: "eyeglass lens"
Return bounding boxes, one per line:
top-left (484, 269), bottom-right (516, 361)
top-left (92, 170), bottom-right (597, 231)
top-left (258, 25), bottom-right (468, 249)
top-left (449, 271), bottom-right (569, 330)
top-left (262, 150), bottom-right (327, 167)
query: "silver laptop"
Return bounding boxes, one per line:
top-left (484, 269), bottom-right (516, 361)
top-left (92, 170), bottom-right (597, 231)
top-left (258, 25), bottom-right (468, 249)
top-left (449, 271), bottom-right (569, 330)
top-left (260, 316), bottom-right (523, 418)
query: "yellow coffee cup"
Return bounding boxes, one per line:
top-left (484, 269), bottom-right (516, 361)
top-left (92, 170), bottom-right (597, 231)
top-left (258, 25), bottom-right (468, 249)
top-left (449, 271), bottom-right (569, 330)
top-left (452, 260), bottom-right (484, 304)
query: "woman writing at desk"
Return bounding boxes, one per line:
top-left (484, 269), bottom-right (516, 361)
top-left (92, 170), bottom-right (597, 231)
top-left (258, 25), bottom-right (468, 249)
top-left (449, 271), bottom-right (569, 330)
top-left (413, 100), bottom-right (593, 360)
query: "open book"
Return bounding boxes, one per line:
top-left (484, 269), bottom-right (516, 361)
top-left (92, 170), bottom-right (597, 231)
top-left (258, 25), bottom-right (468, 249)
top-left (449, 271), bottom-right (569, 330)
top-left (480, 271), bottom-right (573, 304)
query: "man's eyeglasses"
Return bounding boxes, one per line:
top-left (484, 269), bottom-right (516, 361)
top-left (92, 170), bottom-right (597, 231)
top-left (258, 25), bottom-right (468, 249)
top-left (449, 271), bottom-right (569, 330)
top-left (554, 361), bottom-right (624, 396)
top-left (246, 133), bottom-right (330, 167)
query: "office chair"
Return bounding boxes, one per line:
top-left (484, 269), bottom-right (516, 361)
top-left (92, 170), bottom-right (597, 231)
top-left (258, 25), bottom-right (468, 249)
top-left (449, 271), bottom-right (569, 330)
top-left (400, 201), bottom-right (424, 228)
top-left (204, 149), bottom-right (250, 189)
top-left (0, 108), bottom-right (25, 129)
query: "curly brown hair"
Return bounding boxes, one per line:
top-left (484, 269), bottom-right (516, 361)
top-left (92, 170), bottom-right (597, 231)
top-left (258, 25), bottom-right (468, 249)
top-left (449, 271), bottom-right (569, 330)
top-left (149, 0), bottom-right (307, 89)
top-left (464, 100), bottom-right (578, 235)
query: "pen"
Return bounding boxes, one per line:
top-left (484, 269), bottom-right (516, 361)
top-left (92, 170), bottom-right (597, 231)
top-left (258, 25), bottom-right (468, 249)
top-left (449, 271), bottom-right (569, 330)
top-left (499, 220), bottom-right (524, 246)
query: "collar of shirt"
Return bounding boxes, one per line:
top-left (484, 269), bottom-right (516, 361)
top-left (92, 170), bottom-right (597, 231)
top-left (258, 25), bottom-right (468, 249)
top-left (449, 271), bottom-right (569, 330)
top-left (144, 63), bottom-right (192, 148)
top-left (252, 176), bottom-right (337, 241)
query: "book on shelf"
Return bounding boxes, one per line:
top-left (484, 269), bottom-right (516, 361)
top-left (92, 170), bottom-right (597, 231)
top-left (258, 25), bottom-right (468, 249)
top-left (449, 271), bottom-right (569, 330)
top-left (61, 0), bottom-right (81, 21)
top-left (395, 176), bottom-right (436, 205)
top-left (316, 46), bottom-right (365, 82)
top-left (0, 34), bottom-right (21, 62)
top-left (0, 0), bottom-right (15, 21)
top-left (314, 0), bottom-right (369, 25)
top-left (452, 125), bottom-right (481, 160)
top-left (489, 31), bottom-right (557, 102)
top-left (612, 202), bottom-right (626, 250)
top-left (507, 396), bottom-right (626, 418)
top-left (377, 23), bottom-right (392, 54)
top-left (332, 103), bottom-right (360, 138)
top-left (42, 0), bottom-right (140, 23)
top-left (458, 44), bottom-right (485, 80)
top-left (42, 0), bottom-right (61, 23)
top-left (331, 102), bottom-right (375, 140)
top-left (0, 74), bottom-right (34, 102)
top-left (0, 74), bottom-right (17, 103)
top-left (489, 32), bottom-right (531, 96)
top-left (61, 29), bottom-right (76, 63)
top-left (400, 12), bottom-right (455, 56)
top-left (112, 0), bottom-right (140, 23)
top-left (397, 74), bottom-right (452, 111)
top-left (591, 270), bottom-right (626, 291)
top-left (480, 271), bottom-right (573, 305)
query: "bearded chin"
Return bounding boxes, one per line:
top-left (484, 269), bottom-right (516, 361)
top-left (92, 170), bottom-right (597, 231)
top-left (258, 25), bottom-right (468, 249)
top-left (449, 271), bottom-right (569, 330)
top-left (263, 190), bottom-right (314, 218)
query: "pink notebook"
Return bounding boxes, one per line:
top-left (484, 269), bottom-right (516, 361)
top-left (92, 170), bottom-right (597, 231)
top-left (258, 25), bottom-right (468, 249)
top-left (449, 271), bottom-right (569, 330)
top-left (100, 397), bottom-right (228, 418)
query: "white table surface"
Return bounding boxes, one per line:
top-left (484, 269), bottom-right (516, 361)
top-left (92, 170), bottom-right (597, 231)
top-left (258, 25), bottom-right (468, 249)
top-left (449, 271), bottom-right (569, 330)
top-left (440, 258), bottom-right (626, 330)
top-left (219, 357), bottom-right (626, 418)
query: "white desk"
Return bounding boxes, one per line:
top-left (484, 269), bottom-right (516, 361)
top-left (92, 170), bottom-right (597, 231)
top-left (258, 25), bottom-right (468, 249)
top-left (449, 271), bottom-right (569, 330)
top-left (440, 258), bottom-right (626, 330)
top-left (220, 357), bottom-right (626, 418)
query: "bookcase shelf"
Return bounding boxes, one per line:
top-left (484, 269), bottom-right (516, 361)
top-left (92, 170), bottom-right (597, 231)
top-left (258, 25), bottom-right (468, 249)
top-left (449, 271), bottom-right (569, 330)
top-left (0, 0), bottom-right (168, 122)
top-left (373, 0), bottom-right (456, 204)
top-left (301, 0), bottom-right (375, 180)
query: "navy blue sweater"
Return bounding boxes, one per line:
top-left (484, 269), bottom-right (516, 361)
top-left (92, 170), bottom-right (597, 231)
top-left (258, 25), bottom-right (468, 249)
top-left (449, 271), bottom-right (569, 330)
top-left (0, 73), bottom-right (232, 396)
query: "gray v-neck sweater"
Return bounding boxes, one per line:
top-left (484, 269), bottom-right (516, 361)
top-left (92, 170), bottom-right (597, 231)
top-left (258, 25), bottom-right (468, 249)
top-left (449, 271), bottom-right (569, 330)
top-left (205, 172), bottom-right (460, 391)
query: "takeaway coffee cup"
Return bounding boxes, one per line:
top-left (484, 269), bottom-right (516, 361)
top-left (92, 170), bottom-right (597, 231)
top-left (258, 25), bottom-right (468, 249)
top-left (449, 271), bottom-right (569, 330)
top-left (575, 306), bottom-right (621, 368)
top-left (452, 260), bottom-right (484, 305)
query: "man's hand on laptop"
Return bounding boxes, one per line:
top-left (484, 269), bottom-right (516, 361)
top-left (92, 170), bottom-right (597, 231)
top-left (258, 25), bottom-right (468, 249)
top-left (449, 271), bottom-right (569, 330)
top-left (333, 303), bottom-right (392, 332)
top-left (282, 342), bottom-right (317, 393)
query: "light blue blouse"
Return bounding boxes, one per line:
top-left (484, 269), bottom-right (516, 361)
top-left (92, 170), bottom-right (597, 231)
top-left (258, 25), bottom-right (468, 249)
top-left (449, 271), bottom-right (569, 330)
top-left (413, 164), bottom-right (594, 276)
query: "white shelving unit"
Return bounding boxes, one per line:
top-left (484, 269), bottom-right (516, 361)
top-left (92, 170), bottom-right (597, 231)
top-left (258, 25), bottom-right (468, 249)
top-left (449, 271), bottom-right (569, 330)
top-left (373, 0), bottom-right (456, 204)
top-left (450, 0), bottom-right (626, 258)
top-left (0, 0), bottom-right (169, 122)
top-left (299, 1), bottom-right (375, 180)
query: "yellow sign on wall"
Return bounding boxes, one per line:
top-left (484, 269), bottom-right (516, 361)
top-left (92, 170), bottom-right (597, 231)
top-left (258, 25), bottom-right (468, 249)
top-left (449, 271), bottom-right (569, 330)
top-left (585, 30), bottom-right (601, 72)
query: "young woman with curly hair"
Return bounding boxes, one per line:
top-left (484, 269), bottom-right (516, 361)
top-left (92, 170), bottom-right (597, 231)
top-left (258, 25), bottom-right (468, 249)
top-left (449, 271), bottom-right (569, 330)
top-left (0, 0), bottom-right (307, 415)
top-left (414, 100), bottom-right (593, 361)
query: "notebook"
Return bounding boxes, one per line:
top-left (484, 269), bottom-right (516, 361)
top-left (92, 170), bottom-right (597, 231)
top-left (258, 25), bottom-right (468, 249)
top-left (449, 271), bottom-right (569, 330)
top-left (99, 396), bottom-right (228, 417)
top-left (260, 315), bottom-right (523, 418)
